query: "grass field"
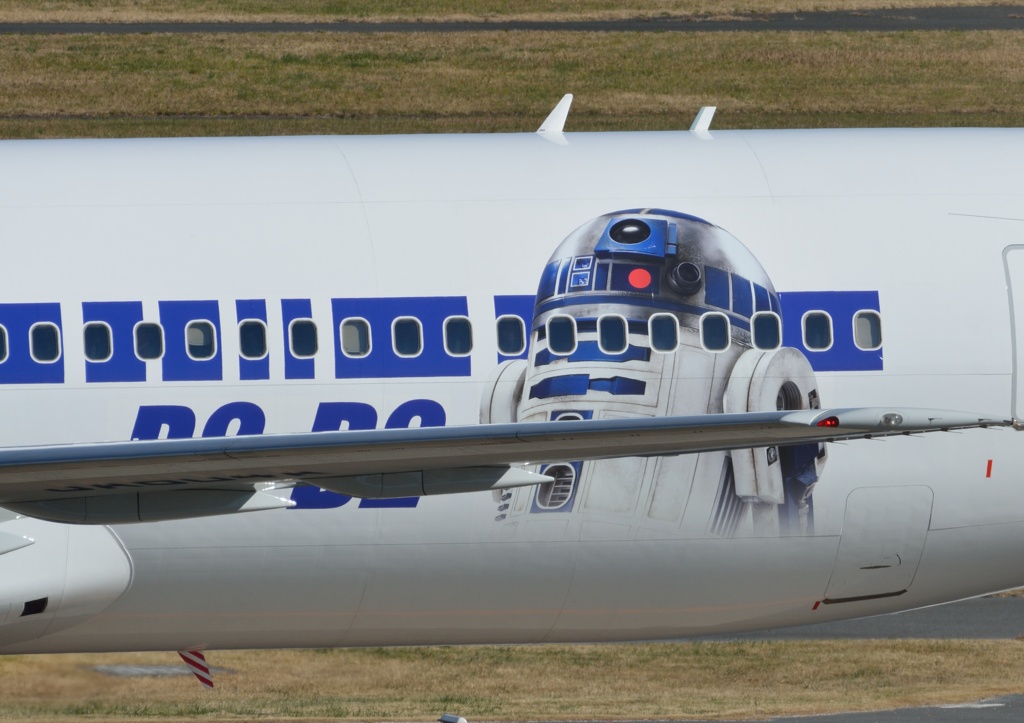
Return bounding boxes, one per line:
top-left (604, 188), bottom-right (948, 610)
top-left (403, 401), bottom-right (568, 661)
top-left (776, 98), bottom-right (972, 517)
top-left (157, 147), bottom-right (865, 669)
top-left (0, 0), bottom-right (1011, 23)
top-left (1, 30), bottom-right (1023, 139)
top-left (3, 640), bottom-right (1024, 721)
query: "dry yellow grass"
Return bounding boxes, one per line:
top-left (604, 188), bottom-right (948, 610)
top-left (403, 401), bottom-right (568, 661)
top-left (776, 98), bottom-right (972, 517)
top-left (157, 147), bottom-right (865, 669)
top-left (0, 0), bottom-right (1012, 23)
top-left (1, 641), bottom-right (1023, 721)
top-left (0, 30), bottom-right (1023, 139)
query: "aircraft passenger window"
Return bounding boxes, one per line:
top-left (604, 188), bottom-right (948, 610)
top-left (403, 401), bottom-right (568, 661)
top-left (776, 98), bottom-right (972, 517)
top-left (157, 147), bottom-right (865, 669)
top-left (700, 313), bottom-right (730, 352)
top-left (239, 320), bottom-right (267, 359)
top-left (547, 315), bottom-right (577, 355)
top-left (135, 323), bottom-right (163, 360)
top-left (0, 326), bottom-right (8, 363)
top-left (30, 323), bottom-right (60, 363)
top-left (83, 323), bottom-right (112, 362)
top-left (444, 317), bottom-right (473, 356)
top-left (803, 312), bottom-right (833, 351)
top-left (598, 315), bottom-right (628, 354)
top-left (393, 317), bottom-right (422, 357)
top-left (186, 321), bottom-right (216, 360)
top-left (340, 318), bottom-right (371, 358)
top-left (751, 312), bottom-right (781, 351)
top-left (649, 314), bottom-right (678, 352)
top-left (496, 316), bottom-right (526, 355)
top-left (290, 319), bottom-right (318, 358)
top-left (854, 311), bottom-right (882, 350)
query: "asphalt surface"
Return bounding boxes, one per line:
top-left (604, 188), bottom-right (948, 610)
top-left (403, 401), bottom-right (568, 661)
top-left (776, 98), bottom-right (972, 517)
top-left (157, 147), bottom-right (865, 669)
top-left (548, 696), bottom-right (1024, 722)
top-left (672, 597), bottom-right (1024, 722)
top-left (523, 601), bottom-right (1024, 723)
top-left (698, 596), bottom-right (1024, 640)
top-left (1, 5), bottom-right (1023, 34)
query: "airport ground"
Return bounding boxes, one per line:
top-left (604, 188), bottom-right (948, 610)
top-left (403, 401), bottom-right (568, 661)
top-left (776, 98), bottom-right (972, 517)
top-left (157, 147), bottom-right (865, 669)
top-left (2, 2), bottom-right (1024, 720)
top-left (2, 597), bottom-right (1024, 721)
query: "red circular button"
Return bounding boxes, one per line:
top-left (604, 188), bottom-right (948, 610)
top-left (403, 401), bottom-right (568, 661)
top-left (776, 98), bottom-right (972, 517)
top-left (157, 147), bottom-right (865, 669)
top-left (628, 268), bottom-right (652, 289)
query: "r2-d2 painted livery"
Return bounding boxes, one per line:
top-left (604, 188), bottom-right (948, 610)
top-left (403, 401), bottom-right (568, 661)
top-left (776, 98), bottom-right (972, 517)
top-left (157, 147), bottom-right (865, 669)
top-left (482, 209), bottom-right (826, 540)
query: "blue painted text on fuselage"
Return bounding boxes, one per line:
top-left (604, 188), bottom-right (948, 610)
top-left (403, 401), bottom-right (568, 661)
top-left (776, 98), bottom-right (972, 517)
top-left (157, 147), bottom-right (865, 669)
top-left (130, 400), bottom-right (445, 509)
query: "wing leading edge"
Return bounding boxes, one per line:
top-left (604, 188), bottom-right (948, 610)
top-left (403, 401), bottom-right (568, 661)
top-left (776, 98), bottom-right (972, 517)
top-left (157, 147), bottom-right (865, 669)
top-left (0, 407), bottom-right (1010, 524)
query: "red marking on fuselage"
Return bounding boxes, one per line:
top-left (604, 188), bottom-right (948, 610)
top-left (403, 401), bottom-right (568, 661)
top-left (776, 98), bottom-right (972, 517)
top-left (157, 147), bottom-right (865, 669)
top-left (987, 459), bottom-right (993, 478)
top-left (812, 600), bottom-right (821, 611)
top-left (628, 268), bottom-right (652, 289)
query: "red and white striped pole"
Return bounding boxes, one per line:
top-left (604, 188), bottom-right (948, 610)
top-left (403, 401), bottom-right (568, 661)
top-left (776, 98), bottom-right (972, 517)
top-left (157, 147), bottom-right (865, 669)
top-left (178, 650), bottom-right (214, 689)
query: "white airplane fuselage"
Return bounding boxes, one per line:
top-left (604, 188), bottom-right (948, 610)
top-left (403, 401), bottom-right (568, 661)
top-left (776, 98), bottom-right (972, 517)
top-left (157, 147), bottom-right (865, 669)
top-left (0, 128), bottom-right (1023, 654)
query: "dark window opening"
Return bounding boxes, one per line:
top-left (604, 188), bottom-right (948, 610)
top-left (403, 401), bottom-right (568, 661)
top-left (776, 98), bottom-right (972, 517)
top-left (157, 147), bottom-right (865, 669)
top-left (444, 317), bottom-right (473, 356)
top-left (393, 318), bottom-right (422, 356)
top-left (701, 314), bottom-right (730, 352)
top-left (135, 323), bottom-right (164, 360)
top-left (290, 319), bottom-right (318, 358)
top-left (547, 316), bottom-right (576, 355)
top-left (804, 312), bottom-right (832, 350)
top-left (649, 314), bottom-right (678, 352)
top-left (84, 323), bottom-right (112, 362)
top-left (752, 312), bottom-right (781, 350)
top-left (497, 316), bottom-right (526, 355)
top-left (239, 320), bottom-right (267, 359)
top-left (598, 315), bottom-right (628, 354)
top-left (30, 324), bottom-right (60, 363)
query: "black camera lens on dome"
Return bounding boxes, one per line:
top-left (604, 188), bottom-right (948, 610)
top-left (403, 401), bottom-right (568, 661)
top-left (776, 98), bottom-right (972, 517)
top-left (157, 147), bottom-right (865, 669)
top-left (668, 262), bottom-right (702, 296)
top-left (609, 219), bottom-right (651, 244)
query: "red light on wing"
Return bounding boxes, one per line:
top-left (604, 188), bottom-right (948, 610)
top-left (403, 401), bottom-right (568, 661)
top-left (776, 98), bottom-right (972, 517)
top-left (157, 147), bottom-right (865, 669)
top-left (817, 416), bottom-right (840, 428)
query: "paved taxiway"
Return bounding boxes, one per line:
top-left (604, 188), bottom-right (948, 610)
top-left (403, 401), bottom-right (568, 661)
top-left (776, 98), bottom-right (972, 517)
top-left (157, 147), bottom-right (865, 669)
top-left (548, 695), bottom-right (1024, 722)
top-left (1, 5), bottom-right (1023, 34)
top-left (703, 596), bottom-right (1024, 641)
top-left (678, 597), bottom-right (1024, 722)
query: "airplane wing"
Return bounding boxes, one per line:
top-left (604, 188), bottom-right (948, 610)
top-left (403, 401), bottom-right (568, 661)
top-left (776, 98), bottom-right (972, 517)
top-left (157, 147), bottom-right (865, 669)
top-left (0, 407), bottom-right (1010, 524)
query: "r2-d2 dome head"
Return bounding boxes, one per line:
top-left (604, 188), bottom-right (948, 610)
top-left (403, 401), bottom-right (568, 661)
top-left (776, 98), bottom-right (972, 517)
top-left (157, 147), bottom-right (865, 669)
top-left (532, 208), bottom-right (780, 347)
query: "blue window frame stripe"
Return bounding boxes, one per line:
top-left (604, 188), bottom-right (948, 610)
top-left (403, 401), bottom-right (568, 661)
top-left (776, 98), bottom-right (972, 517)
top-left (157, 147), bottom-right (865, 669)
top-left (159, 300), bottom-right (222, 382)
top-left (83, 301), bottom-right (145, 383)
top-left (0, 303), bottom-right (64, 384)
top-left (282, 298), bottom-right (315, 380)
top-left (778, 290), bottom-right (882, 371)
top-left (331, 297), bottom-right (470, 379)
top-left (236, 299), bottom-right (269, 381)
top-left (494, 295), bottom-right (533, 362)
